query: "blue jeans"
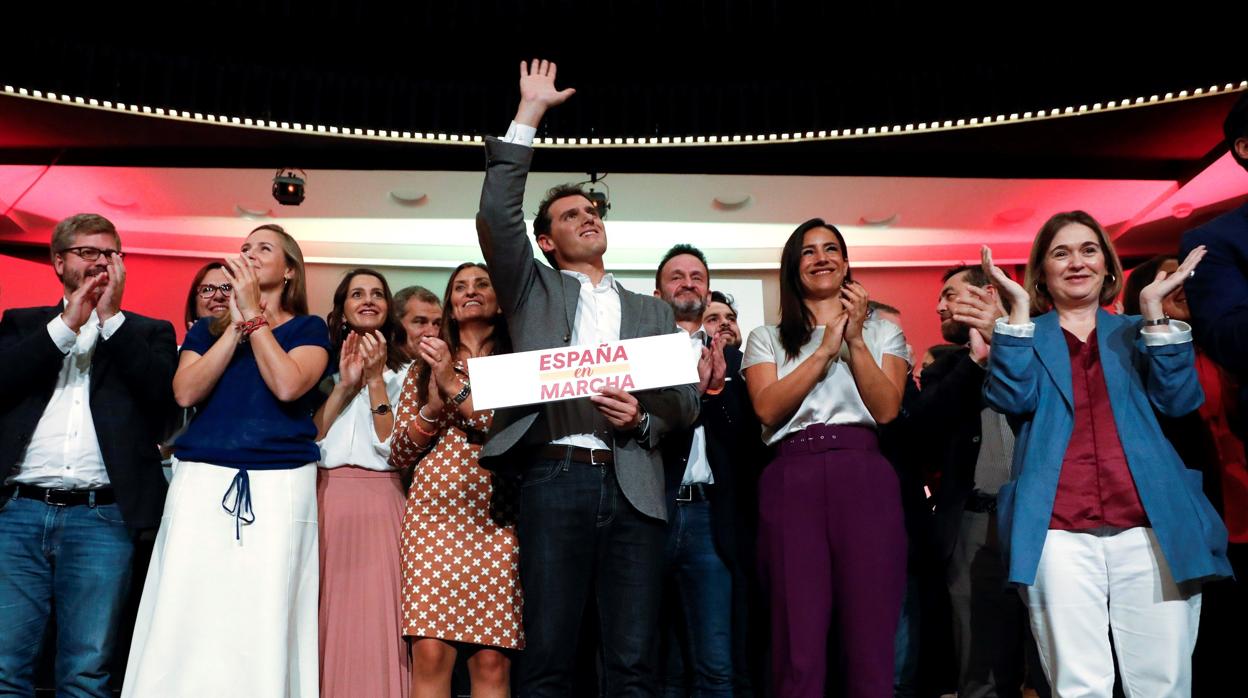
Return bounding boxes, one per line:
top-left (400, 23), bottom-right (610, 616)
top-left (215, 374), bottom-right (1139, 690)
top-left (661, 501), bottom-right (733, 698)
top-left (0, 494), bottom-right (134, 697)
top-left (515, 455), bottom-right (666, 698)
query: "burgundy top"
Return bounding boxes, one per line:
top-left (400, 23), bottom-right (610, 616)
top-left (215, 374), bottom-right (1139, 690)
top-left (1049, 328), bottom-right (1149, 530)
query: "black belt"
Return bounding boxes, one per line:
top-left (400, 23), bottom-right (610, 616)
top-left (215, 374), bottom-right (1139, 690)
top-left (964, 490), bottom-right (997, 514)
top-left (676, 483), bottom-right (712, 503)
top-left (4, 484), bottom-right (116, 507)
top-left (537, 445), bottom-right (614, 466)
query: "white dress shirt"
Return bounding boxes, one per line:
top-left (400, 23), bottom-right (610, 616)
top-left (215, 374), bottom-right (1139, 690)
top-left (681, 329), bottom-right (713, 486)
top-left (10, 308), bottom-right (126, 489)
top-left (741, 318), bottom-right (910, 446)
top-left (501, 121), bottom-right (625, 452)
top-left (550, 270), bottom-right (622, 451)
top-left (317, 365), bottom-right (407, 471)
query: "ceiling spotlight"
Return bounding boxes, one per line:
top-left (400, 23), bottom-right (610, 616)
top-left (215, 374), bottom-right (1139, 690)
top-left (272, 168), bottom-right (306, 206)
top-left (578, 172), bottom-right (611, 219)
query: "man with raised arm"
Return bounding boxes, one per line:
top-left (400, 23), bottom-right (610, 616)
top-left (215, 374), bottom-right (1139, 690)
top-left (475, 59), bottom-right (700, 697)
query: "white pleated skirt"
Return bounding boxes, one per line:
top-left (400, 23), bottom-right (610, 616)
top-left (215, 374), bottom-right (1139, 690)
top-left (122, 460), bottom-right (319, 698)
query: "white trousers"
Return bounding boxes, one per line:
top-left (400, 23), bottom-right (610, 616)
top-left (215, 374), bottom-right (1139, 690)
top-left (1021, 527), bottom-right (1201, 698)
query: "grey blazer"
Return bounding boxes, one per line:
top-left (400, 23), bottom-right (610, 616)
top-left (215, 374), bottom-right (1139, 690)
top-left (475, 136), bottom-right (699, 521)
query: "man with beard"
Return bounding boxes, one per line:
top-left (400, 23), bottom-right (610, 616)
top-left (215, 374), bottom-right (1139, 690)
top-left (900, 263), bottom-right (1037, 698)
top-left (653, 244), bottom-right (764, 697)
top-left (0, 214), bottom-right (176, 696)
top-left (702, 290), bottom-right (742, 349)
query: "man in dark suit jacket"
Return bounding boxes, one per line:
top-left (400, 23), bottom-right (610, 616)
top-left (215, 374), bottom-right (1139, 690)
top-left (652, 244), bottom-right (766, 697)
top-left (476, 60), bottom-right (699, 697)
top-left (897, 264), bottom-right (1033, 698)
top-left (0, 214), bottom-right (176, 697)
top-left (1181, 91), bottom-right (1248, 439)
top-left (1179, 89), bottom-right (1248, 698)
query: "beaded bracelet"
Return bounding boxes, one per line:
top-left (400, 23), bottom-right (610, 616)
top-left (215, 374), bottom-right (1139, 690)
top-left (236, 315), bottom-right (268, 341)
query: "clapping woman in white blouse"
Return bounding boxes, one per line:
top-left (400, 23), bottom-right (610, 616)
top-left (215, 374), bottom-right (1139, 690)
top-left (314, 268), bottom-right (411, 698)
top-left (741, 218), bottom-right (911, 698)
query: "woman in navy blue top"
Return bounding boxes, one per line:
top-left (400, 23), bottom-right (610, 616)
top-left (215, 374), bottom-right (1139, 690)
top-left (123, 224), bottom-right (330, 698)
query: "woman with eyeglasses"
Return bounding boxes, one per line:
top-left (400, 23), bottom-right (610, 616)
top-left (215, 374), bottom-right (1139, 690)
top-left (981, 211), bottom-right (1231, 697)
top-left (184, 262), bottom-right (232, 330)
top-left (123, 224), bottom-right (330, 698)
top-left (313, 268), bottom-right (410, 698)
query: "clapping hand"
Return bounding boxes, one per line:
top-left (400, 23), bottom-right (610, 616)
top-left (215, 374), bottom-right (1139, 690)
top-left (840, 281), bottom-right (870, 342)
top-left (338, 332), bottom-right (364, 390)
top-left (951, 284), bottom-right (1005, 362)
top-left (358, 330), bottom-right (388, 383)
top-left (816, 314), bottom-right (850, 364)
top-left (417, 336), bottom-right (457, 397)
top-left (1139, 245), bottom-right (1206, 322)
top-left (222, 255), bottom-right (263, 319)
top-left (697, 333), bottom-right (729, 395)
top-left (981, 246), bottom-right (1030, 325)
top-left (61, 272), bottom-right (108, 333)
top-left (95, 253), bottom-right (126, 322)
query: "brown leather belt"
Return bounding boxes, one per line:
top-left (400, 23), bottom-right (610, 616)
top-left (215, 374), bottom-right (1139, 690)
top-left (537, 445), bottom-right (615, 466)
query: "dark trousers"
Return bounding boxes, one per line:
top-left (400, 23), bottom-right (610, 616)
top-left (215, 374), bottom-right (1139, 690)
top-left (1192, 541), bottom-right (1248, 698)
top-left (515, 455), bottom-right (666, 698)
top-left (758, 425), bottom-right (906, 698)
top-left (947, 509), bottom-right (1028, 698)
top-left (660, 500), bottom-right (733, 698)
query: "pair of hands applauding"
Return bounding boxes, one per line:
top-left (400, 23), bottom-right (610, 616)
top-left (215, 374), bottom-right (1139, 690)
top-left (62, 254), bottom-right (125, 333)
top-left (813, 281), bottom-right (872, 362)
top-left (338, 330), bottom-right (388, 392)
top-left (219, 255), bottom-right (267, 325)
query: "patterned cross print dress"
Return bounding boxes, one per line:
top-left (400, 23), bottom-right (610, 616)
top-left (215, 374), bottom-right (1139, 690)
top-left (390, 362), bottom-right (523, 649)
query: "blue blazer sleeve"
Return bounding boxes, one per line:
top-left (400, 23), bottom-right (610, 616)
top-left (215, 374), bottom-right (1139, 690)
top-left (984, 330), bottom-right (1038, 417)
top-left (1136, 333), bottom-right (1204, 418)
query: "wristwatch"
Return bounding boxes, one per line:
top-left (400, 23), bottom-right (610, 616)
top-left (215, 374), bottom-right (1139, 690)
top-left (370, 403), bottom-right (391, 416)
top-left (449, 381), bottom-right (472, 406)
top-left (634, 410), bottom-right (651, 438)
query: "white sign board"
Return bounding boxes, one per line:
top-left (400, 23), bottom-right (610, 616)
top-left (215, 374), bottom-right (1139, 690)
top-left (467, 333), bottom-right (699, 411)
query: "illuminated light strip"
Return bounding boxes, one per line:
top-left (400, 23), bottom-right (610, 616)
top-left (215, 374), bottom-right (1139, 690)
top-left (120, 247), bottom-right (1029, 272)
top-left (1, 80), bottom-right (1244, 148)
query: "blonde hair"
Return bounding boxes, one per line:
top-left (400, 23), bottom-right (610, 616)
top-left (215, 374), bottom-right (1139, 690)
top-left (1024, 211), bottom-right (1123, 315)
top-left (210, 224), bottom-right (309, 335)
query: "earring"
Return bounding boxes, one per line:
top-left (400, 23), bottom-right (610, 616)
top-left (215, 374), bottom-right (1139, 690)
top-left (1107, 274), bottom-right (1116, 283)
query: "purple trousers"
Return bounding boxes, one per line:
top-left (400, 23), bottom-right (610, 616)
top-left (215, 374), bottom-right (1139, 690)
top-left (758, 424), bottom-right (907, 698)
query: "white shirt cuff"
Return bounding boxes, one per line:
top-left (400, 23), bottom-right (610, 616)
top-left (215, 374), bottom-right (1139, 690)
top-left (993, 317), bottom-right (1035, 338)
top-left (501, 121), bottom-right (537, 147)
top-left (99, 311), bottom-right (125, 339)
top-left (1141, 319), bottom-right (1193, 346)
top-left (46, 315), bottom-right (78, 353)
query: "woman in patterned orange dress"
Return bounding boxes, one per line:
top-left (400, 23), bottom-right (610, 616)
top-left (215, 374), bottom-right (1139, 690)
top-left (391, 262), bottom-right (522, 698)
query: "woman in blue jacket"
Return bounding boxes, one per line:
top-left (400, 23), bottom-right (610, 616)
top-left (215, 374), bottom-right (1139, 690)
top-left (979, 210), bottom-right (1230, 698)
